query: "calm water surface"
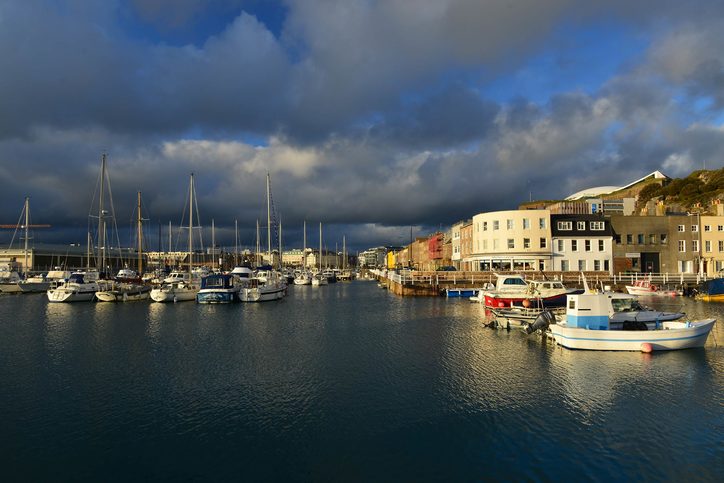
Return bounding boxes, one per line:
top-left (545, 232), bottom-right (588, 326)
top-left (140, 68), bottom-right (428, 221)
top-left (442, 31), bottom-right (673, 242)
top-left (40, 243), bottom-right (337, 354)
top-left (1, 282), bottom-right (722, 481)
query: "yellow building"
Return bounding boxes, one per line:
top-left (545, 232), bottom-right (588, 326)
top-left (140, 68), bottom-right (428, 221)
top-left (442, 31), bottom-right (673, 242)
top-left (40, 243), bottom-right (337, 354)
top-left (700, 215), bottom-right (724, 275)
top-left (469, 209), bottom-right (552, 271)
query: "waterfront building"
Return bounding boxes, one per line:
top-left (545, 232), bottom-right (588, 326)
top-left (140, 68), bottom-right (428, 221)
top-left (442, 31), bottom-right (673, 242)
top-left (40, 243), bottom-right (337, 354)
top-left (451, 220), bottom-right (472, 270)
top-left (459, 221), bottom-right (473, 271)
top-left (550, 214), bottom-right (613, 273)
top-left (699, 213), bottom-right (724, 275)
top-left (469, 209), bottom-right (552, 271)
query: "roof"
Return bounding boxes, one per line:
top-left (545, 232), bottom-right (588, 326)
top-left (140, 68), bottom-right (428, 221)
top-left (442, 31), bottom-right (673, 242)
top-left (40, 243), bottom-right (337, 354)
top-left (565, 170), bottom-right (669, 200)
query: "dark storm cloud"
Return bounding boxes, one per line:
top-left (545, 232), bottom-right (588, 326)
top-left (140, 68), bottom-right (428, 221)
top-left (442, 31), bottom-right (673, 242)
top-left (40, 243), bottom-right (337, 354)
top-left (1, 0), bottom-right (724, 251)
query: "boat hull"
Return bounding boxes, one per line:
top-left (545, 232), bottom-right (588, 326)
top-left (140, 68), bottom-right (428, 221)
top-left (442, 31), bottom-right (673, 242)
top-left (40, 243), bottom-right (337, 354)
top-left (150, 286), bottom-right (198, 302)
top-left (0, 282), bottom-right (23, 293)
top-left (196, 290), bottom-right (238, 304)
top-left (47, 288), bottom-right (97, 302)
top-left (96, 286), bottom-right (151, 302)
top-left (549, 319), bottom-right (716, 351)
top-left (18, 281), bottom-right (51, 293)
top-left (238, 285), bottom-right (286, 302)
top-left (484, 291), bottom-right (569, 309)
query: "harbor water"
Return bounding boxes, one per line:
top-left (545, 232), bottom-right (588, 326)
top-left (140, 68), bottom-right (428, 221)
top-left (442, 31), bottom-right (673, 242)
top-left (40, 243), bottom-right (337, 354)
top-left (1, 282), bottom-right (722, 481)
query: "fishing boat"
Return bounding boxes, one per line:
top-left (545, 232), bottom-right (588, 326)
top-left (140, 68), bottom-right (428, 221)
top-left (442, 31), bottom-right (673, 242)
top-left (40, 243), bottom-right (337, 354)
top-left (543, 290), bottom-right (715, 351)
top-left (696, 275), bottom-right (724, 302)
top-left (481, 274), bottom-right (575, 308)
top-left (47, 270), bottom-right (101, 302)
top-left (150, 174), bottom-right (202, 303)
top-left (625, 279), bottom-right (681, 297)
top-left (196, 273), bottom-right (239, 303)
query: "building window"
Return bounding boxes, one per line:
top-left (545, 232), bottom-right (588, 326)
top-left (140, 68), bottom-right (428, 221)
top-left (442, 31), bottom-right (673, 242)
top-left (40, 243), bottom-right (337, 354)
top-left (493, 239), bottom-right (499, 250)
top-left (507, 219), bottom-right (514, 230)
top-left (626, 234), bottom-right (633, 244)
top-left (649, 234), bottom-right (656, 244)
top-left (585, 240), bottom-right (591, 252)
top-left (590, 221), bottom-right (604, 231)
top-left (493, 220), bottom-right (499, 230)
top-left (571, 240), bottom-right (578, 252)
top-left (539, 218), bottom-right (546, 229)
top-left (637, 234), bottom-right (644, 244)
top-left (507, 239), bottom-right (515, 249)
top-left (661, 234), bottom-right (667, 244)
top-left (677, 225), bottom-right (685, 232)
top-left (598, 240), bottom-right (605, 251)
top-left (557, 240), bottom-right (564, 252)
top-left (719, 240), bottom-right (724, 252)
top-left (704, 225), bottom-right (711, 232)
top-left (705, 241), bottom-right (711, 252)
top-left (561, 260), bottom-right (569, 271)
top-left (718, 225), bottom-right (723, 232)
top-left (692, 240), bottom-right (699, 252)
top-left (678, 240), bottom-right (686, 252)
top-left (523, 218), bottom-right (530, 229)
top-left (523, 238), bottom-right (530, 249)
top-left (604, 260), bottom-right (610, 271)
top-left (594, 260), bottom-right (601, 271)
top-left (578, 260), bottom-right (586, 271)
top-left (540, 238), bottom-right (547, 249)
top-left (576, 221), bottom-right (586, 230)
top-left (557, 221), bottom-right (572, 230)
top-left (483, 221), bottom-right (487, 231)
top-left (483, 240), bottom-right (488, 250)
top-left (691, 225), bottom-right (698, 233)
top-left (614, 234), bottom-right (621, 244)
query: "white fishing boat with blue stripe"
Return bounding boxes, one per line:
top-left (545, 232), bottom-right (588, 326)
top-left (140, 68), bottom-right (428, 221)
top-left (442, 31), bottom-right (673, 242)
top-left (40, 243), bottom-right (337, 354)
top-left (548, 291), bottom-right (715, 351)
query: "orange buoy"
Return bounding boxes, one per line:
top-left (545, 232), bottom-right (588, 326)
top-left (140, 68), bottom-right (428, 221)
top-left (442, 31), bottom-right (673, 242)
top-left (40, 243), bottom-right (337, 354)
top-left (640, 342), bottom-right (653, 353)
top-left (498, 302), bottom-right (505, 308)
top-left (522, 299), bottom-right (530, 308)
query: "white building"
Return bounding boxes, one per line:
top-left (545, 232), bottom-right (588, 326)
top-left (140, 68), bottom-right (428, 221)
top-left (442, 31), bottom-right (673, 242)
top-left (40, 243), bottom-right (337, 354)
top-left (550, 214), bottom-right (613, 273)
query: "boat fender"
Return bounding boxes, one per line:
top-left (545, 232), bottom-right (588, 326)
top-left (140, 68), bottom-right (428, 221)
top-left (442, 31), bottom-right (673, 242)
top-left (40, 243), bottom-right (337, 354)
top-left (640, 343), bottom-right (653, 353)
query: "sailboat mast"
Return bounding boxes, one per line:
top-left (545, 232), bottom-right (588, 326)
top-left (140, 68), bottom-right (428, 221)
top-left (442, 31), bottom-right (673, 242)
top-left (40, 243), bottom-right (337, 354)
top-left (23, 197), bottom-right (29, 274)
top-left (256, 219), bottom-right (260, 267)
top-left (343, 235), bottom-right (346, 270)
top-left (188, 173), bottom-right (194, 274)
top-left (99, 153), bottom-right (106, 273)
top-left (266, 173), bottom-right (271, 263)
top-left (168, 221), bottom-right (171, 253)
top-left (234, 219), bottom-right (239, 266)
top-left (137, 191), bottom-right (142, 274)
top-left (319, 222), bottom-right (322, 272)
top-left (303, 220), bottom-right (307, 269)
top-left (279, 220), bottom-right (283, 270)
top-left (212, 218), bottom-right (215, 271)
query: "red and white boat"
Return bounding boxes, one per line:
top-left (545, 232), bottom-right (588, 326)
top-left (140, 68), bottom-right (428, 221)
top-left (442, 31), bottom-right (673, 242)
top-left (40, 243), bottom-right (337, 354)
top-left (482, 274), bottom-right (578, 309)
top-left (625, 279), bottom-right (681, 297)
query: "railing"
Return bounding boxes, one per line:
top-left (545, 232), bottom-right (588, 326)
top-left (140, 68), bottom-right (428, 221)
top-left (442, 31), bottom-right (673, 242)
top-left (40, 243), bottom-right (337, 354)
top-left (373, 269), bottom-right (709, 288)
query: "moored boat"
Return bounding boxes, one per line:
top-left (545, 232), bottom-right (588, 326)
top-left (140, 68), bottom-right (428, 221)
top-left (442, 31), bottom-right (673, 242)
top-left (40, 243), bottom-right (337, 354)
top-left (539, 291), bottom-right (715, 351)
top-left (196, 273), bottom-right (239, 304)
top-left (625, 279), bottom-right (681, 297)
top-left (696, 275), bottom-right (724, 302)
top-left (96, 282), bottom-right (151, 302)
top-left (47, 270), bottom-right (101, 302)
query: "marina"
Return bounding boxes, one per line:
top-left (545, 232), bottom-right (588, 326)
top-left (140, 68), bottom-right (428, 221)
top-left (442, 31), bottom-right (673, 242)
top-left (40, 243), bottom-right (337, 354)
top-left (0, 281), bottom-right (721, 480)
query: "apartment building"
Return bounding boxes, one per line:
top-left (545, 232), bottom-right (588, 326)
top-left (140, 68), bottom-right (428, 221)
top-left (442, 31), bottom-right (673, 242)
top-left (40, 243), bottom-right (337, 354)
top-left (469, 209), bottom-right (552, 271)
top-left (550, 214), bottom-right (613, 273)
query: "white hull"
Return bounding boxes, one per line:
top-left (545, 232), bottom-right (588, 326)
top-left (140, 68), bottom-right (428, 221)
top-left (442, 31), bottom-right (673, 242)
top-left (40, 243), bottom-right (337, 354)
top-left (549, 319), bottom-right (716, 351)
top-left (0, 282), bottom-right (23, 293)
top-left (238, 285), bottom-right (286, 302)
top-left (150, 285), bottom-right (198, 302)
top-left (625, 286), bottom-right (680, 297)
top-left (18, 281), bottom-right (51, 293)
top-left (47, 287), bottom-right (97, 302)
top-left (96, 285), bottom-right (151, 302)
top-left (294, 277), bottom-right (312, 285)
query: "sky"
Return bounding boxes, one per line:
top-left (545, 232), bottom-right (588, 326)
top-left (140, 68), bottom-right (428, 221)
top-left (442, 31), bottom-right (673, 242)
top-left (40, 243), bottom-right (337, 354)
top-left (1, 0), bottom-right (723, 253)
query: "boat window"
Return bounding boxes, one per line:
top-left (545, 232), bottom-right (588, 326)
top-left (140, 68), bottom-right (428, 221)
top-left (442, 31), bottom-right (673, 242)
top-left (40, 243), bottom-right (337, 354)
top-left (504, 278), bottom-right (527, 286)
top-left (611, 298), bottom-right (635, 312)
top-left (568, 300), bottom-right (575, 309)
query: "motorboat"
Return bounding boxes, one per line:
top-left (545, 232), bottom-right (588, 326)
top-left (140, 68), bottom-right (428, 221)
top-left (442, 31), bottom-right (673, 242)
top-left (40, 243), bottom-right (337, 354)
top-left (481, 274), bottom-right (575, 308)
top-left (47, 270), bottom-right (101, 302)
top-left (543, 291), bottom-right (715, 351)
top-left (625, 279), bottom-right (681, 297)
top-left (150, 271), bottom-right (199, 302)
top-left (696, 275), bottom-right (724, 302)
top-left (196, 273), bottom-right (239, 304)
top-left (0, 265), bottom-right (22, 293)
top-left (238, 269), bottom-right (287, 302)
top-left (607, 292), bottom-right (684, 327)
top-left (294, 270), bottom-right (312, 285)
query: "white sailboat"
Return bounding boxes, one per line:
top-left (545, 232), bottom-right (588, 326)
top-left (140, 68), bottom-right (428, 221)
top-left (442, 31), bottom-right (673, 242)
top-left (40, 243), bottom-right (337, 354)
top-left (1, 197), bottom-right (50, 293)
top-left (150, 174), bottom-right (202, 302)
top-left (311, 222), bottom-right (328, 286)
top-left (48, 154), bottom-right (114, 302)
top-left (238, 173), bottom-right (287, 302)
top-left (294, 220), bottom-right (312, 285)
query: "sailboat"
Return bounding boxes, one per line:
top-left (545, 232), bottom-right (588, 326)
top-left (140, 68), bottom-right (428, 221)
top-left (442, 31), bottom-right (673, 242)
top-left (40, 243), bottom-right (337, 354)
top-left (238, 173), bottom-right (287, 302)
top-left (48, 154), bottom-right (114, 302)
top-left (96, 192), bottom-right (151, 302)
top-left (311, 222), bottom-right (328, 286)
top-left (150, 174), bottom-right (202, 302)
top-left (294, 220), bottom-right (312, 285)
